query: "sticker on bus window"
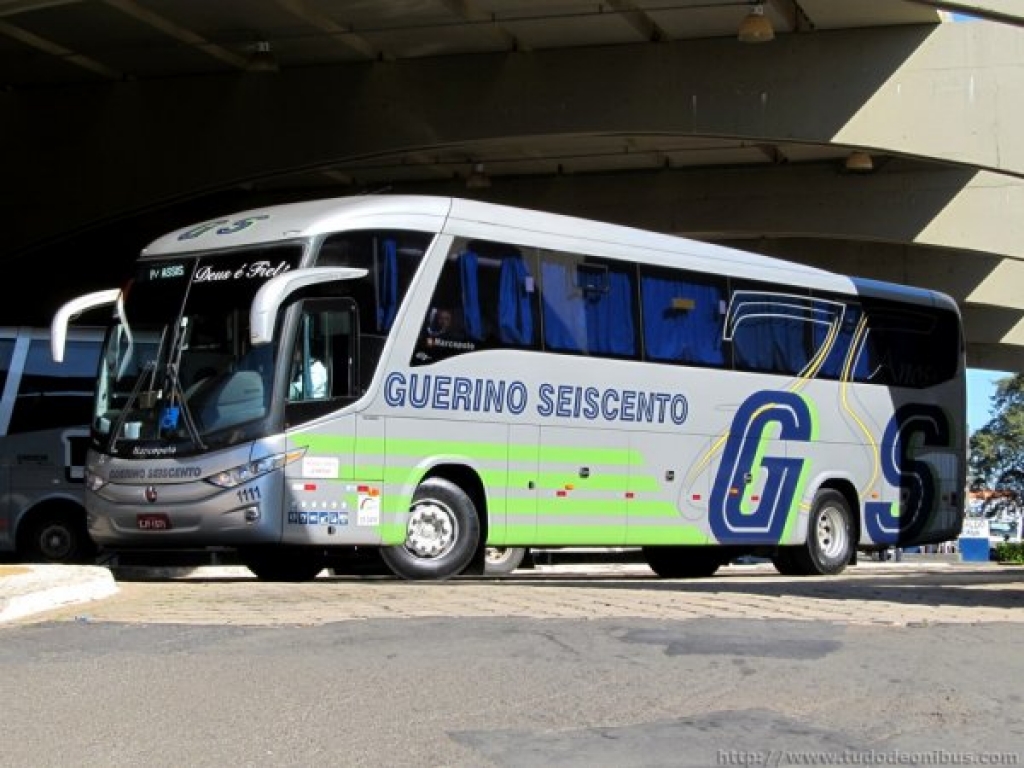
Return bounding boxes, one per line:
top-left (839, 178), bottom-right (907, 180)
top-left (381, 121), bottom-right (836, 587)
top-left (160, 406), bottom-right (180, 430)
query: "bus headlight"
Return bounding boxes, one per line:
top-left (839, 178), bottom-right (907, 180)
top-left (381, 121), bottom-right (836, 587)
top-left (85, 470), bottom-right (106, 492)
top-left (205, 449), bottom-right (305, 489)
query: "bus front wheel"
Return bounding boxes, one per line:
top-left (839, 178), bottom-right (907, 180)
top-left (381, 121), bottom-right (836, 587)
top-left (484, 546), bottom-right (527, 576)
top-left (381, 477), bottom-right (480, 581)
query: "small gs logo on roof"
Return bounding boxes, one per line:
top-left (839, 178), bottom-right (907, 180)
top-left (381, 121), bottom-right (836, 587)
top-left (178, 215), bottom-right (270, 241)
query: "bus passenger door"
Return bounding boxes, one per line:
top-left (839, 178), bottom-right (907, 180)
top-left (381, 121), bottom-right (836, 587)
top-left (503, 425), bottom-right (538, 546)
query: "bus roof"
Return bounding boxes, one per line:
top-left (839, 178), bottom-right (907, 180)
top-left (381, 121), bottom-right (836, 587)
top-left (140, 195), bottom-right (454, 256)
top-left (140, 194), bottom-right (957, 312)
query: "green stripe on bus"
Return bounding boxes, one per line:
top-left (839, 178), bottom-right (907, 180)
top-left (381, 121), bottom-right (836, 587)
top-left (296, 435), bottom-right (641, 466)
top-left (536, 500), bottom-right (630, 515)
top-left (502, 526), bottom-right (631, 545)
top-left (624, 526), bottom-right (708, 545)
top-left (500, 525), bottom-right (707, 545)
top-left (294, 435), bottom-right (355, 452)
top-left (782, 462), bottom-right (812, 541)
top-left (626, 501), bottom-right (684, 517)
top-left (535, 475), bottom-right (630, 491)
top-left (500, 501), bottom-right (682, 518)
top-left (378, 524), bottom-right (406, 544)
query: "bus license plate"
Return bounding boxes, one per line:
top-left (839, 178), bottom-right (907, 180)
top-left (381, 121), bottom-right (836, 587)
top-left (137, 513), bottom-right (171, 530)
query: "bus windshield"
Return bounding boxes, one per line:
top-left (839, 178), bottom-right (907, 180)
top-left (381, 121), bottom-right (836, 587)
top-left (91, 230), bottom-right (431, 456)
top-left (93, 244), bottom-right (304, 455)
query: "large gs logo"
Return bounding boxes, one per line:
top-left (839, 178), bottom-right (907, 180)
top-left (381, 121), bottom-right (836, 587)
top-left (709, 391), bottom-right (814, 544)
top-left (864, 403), bottom-right (950, 545)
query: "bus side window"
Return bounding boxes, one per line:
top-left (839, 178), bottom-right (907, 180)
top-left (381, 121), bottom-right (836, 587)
top-left (728, 287), bottom-right (815, 376)
top-left (640, 268), bottom-right (726, 367)
top-left (289, 300), bottom-right (357, 402)
top-left (9, 338), bottom-right (99, 435)
top-left (0, 336), bottom-right (14, 398)
top-left (539, 250), bottom-right (638, 358)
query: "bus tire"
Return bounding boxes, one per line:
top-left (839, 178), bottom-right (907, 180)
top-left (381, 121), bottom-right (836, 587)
top-left (771, 547), bottom-right (804, 576)
top-left (484, 546), bottom-right (527, 576)
top-left (240, 546), bottom-right (326, 582)
top-left (20, 507), bottom-right (96, 564)
top-left (643, 545), bottom-right (722, 578)
top-left (381, 477), bottom-right (481, 581)
top-left (789, 489), bottom-right (855, 576)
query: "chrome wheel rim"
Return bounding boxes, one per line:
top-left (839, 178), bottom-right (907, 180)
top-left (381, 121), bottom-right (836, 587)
top-left (405, 499), bottom-right (458, 559)
top-left (816, 504), bottom-right (849, 560)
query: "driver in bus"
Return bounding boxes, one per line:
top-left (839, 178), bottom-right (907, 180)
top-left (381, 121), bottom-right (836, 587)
top-left (289, 346), bottom-right (327, 399)
top-left (426, 307), bottom-right (456, 339)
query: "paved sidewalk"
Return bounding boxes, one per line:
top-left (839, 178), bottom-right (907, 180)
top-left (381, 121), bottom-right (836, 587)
top-left (0, 555), bottom-right (1007, 626)
top-left (0, 564), bottom-right (119, 624)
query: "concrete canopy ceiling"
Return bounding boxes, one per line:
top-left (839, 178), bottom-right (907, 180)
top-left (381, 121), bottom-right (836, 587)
top-left (0, 0), bottom-right (957, 191)
top-left (5, 0), bottom-right (1024, 371)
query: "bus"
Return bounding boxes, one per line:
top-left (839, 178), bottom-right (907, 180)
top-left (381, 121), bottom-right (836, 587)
top-left (1, 325), bottom-right (102, 563)
top-left (50, 195), bottom-right (966, 581)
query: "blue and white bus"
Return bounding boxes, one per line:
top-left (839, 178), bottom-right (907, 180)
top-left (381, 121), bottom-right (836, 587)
top-left (51, 195), bottom-right (966, 580)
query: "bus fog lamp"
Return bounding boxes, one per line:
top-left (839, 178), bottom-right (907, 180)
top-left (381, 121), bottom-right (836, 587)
top-left (243, 506), bottom-right (261, 523)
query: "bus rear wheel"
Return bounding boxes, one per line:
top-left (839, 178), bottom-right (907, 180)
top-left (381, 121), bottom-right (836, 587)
top-left (785, 489), bottom-right (855, 576)
top-left (643, 545), bottom-right (722, 578)
top-left (381, 477), bottom-right (480, 581)
top-left (20, 507), bottom-right (96, 564)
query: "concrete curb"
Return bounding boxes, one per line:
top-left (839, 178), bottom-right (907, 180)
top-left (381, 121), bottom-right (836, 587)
top-left (0, 565), bottom-right (120, 624)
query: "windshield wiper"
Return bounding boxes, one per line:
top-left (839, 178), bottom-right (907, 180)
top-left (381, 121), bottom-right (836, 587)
top-left (107, 359), bottom-right (157, 453)
top-left (160, 357), bottom-right (206, 450)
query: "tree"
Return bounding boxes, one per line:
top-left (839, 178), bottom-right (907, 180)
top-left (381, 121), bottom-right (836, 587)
top-left (968, 373), bottom-right (1024, 518)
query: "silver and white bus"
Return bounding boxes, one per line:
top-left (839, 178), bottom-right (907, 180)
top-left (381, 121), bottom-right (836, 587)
top-left (1, 325), bottom-right (102, 563)
top-left (51, 195), bottom-right (966, 581)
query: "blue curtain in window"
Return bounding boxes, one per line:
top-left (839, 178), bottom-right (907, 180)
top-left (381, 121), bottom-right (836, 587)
top-left (459, 251), bottom-right (483, 341)
top-left (641, 276), bottom-right (724, 365)
top-left (731, 297), bottom-right (810, 374)
top-left (499, 255), bottom-right (533, 345)
top-left (812, 305), bottom-right (871, 381)
top-left (733, 317), bottom-right (784, 371)
top-left (377, 239), bottom-right (398, 332)
top-left (586, 271), bottom-right (635, 356)
top-left (542, 261), bottom-right (586, 352)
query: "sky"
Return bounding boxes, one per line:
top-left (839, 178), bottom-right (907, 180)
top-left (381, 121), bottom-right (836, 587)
top-left (968, 368), bottom-right (1012, 434)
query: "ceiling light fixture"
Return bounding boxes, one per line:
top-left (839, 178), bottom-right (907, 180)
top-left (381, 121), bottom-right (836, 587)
top-left (738, 3), bottom-right (775, 43)
top-left (466, 163), bottom-right (491, 189)
top-left (246, 40), bottom-right (279, 73)
top-left (844, 151), bottom-right (874, 173)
